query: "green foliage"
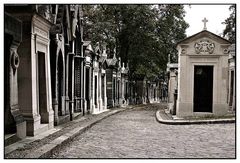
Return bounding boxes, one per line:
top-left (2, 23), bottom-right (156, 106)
top-left (222, 5), bottom-right (236, 43)
top-left (82, 4), bottom-right (188, 79)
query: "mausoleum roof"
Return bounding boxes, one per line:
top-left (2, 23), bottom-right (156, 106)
top-left (177, 30), bottom-right (231, 47)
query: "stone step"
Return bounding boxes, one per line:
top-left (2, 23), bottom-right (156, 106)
top-left (58, 114), bottom-right (70, 126)
top-left (73, 112), bottom-right (82, 119)
top-left (34, 124), bottom-right (50, 136)
top-left (4, 134), bottom-right (21, 147)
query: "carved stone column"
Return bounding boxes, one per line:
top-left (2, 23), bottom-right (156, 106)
top-left (65, 48), bottom-right (70, 115)
top-left (9, 41), bottom-right (26, 139)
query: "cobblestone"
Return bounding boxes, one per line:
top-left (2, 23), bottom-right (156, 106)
top-left (5, 108), bottom-right (124, 158)
top-left (49, 103), bottom-right (236, 158)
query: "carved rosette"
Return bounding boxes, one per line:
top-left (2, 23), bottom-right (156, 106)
top-left (181, 48), bottom-right (186, 54)
top-left (194, 40), bottom-right (215, 54)
top-left (223, 49), bottom-right (229, 54)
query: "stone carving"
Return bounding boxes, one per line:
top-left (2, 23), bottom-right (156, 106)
top-left (194, 40), bottom-right (215, 54)
top-left (10, 43), bottom-right (20, 70)
top-left (181, 48), bottom-right (186, 54)
top-left (37, 5), bottom-right (51, 22)
top-left (223, 49), bottom-right (229, 54)
top-left (35, 27), bottom-right (48, 38)
top-left (59, 34), bottom-right (63, 41)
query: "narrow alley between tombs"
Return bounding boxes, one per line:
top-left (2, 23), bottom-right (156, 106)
top-left (4, 4), bottom-right (236, 159)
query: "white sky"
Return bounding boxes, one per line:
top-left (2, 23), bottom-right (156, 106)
top-left (184, 4), bottom-right (232, 37)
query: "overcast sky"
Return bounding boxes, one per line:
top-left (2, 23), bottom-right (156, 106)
top-left (184, 4), bottom-right (232, 37)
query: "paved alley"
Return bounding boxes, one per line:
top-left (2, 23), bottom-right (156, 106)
top-left (49, 104), bottom-right (235, 158)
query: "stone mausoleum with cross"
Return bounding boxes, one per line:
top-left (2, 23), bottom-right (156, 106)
top-left (176, 18), bottom-right (232, 117)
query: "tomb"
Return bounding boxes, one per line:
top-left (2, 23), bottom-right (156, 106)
top-left (227, 44), bottom-right (235, 112)
top-left (106, 48), bottom-right (118, 108)
top-left (166, 60), bottom-right (178, 114)
top-left (176, 19), bottom-right (231, 117)
top-left (84, 41), bottom-right (94, 114)
top-left (4, 12), bottom-right (26, 140)
top-left (5, 5), bottom-right (54, 135)
top-left (91, 42), bottom-right (108, 114)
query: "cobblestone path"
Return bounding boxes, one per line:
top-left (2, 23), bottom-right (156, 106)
top-left (50, 104), bottom-right (236, 158)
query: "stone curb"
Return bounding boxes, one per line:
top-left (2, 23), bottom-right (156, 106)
top-left (155, 110), bottom-right (235, 125)
top-left (22, 108), bottom-right (130, 158)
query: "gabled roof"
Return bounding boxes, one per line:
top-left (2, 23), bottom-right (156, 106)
top-left (177, 30), bottom-right (231, 46)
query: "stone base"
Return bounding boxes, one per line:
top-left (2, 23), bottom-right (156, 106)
top-left (4, 133), bottom-right (21, 146)
top-left (168, 103), bottom-right (174, 114)
top-left (16, 121), bottom-right (26, 139)
top-left (177, 101), bottom-right (229, 118)
top-left (213, 103), bottom-right (228, 115)
top-left (57, 114), bottom-right (70, 125)
top-left (65, 97), bottom-right (70, 114)
top-left (92, 108), bottom-right (109, 115)
top-left (40, 110), bottom-right (54, 127)
top-left (149, 98), bottom-right (160, 103)
top-left (24, 114), bottom-right (54, 136)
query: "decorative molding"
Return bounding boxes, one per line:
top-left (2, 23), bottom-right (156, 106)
top-left (35, 27), bottom-right (48, 38)
top-left (223, 49), bottom-right (229, 54)
top-left (194, 39), bottom-right (215, 54)
top-left (32, 14), bottom-right (52, 31)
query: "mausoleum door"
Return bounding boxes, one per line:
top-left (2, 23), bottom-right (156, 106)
top-left (85, 68), bottom-right (90, 111)
top-left (194, 66), bottom-right (213, 112)
top-left (74, 58), bottom-right (81, 111)
top-left (229, 70), bottom-right (234, 106)
top-left (38, 52), bottom-right (48, 123)
top-left (101, 75), bottom-right (105, 105)
top-left (113, 77), bottom-right (116, 103)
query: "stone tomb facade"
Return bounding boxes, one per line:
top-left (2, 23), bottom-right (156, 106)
top-left (106, 49), bottom-right (118, 108)
top-left (176, 30), bottom-right (231, 117)
top-left (166, 62), bottom-right (178, 113)
top-left (166, 63), bottom-right (178, 104)
top-left (91, 43), bottom-right (108, 114)
top-left (227, 44), bottom-right (236, 112)
top-left (10, 11), bottom-right (54, 136)
top-left (4, 12), bottom-right (27, 139)
top-left (120, 62), bottom-right (129, 107)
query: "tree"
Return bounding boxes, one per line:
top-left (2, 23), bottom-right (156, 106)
top-left (82, 4), bottom-right (189, 79)
top-left (222, 5), bottom-right (236, 43)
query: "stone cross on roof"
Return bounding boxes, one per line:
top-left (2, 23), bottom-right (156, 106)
top-left (202, 17), bottom-right (208, 30)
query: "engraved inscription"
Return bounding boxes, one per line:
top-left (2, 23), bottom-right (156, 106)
top-left (35, 27), bottom-right (48, 38)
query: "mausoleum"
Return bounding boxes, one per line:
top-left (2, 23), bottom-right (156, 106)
top-left (176, 18), bottom-right (231, 117)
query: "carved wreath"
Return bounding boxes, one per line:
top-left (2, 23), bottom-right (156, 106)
top-left (11, 49), bottom-right (20, 70)
top-left (194, 40), bottom-right (215, 54)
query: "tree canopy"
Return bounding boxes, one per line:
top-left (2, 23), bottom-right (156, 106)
top-left (222, 5), bottom-right (236, 43)
top-left (82, 4), bottom-right (189, 79)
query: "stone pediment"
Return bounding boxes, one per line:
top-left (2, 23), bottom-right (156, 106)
top-left (177, 30), bottom-right (231, 46)
top-left (177, 30), bottom-right (231, 56)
